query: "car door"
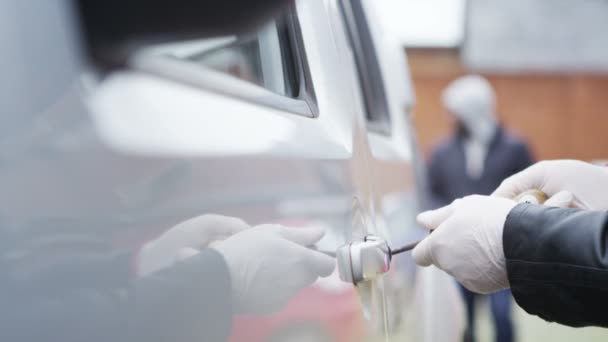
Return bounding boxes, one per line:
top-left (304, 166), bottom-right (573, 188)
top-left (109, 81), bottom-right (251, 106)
top-left (87, 1), bottom-right (392, 341)
top-left (335, 0), bottom-right (425, 339)
top-left (89, 1), bottom-right (428, 341)
top-left (9, 1), bottom-right (421, 342)
top-left (0, 0), bottom-right (439, 341)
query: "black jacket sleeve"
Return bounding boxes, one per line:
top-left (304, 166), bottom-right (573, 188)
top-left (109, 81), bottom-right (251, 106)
top-left (503, 204), bottom-right (608, 327)
top-left (2, 248), bottom-right (233, 342)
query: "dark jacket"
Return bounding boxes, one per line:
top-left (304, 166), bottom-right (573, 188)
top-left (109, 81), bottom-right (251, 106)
top-left (428, 126), bottom-right (533, 208)
top-left (504, 204), bottom-right (608, 327)
top-left (0, 245), bottom-right (233, 342)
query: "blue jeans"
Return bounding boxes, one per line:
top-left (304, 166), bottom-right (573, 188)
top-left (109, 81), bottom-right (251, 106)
top-left (460, 285), bottom-right (514, 342)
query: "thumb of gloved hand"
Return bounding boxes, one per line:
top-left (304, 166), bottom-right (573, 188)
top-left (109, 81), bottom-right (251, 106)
top-left (176, 247), bottom-right (200, 261)
top-left (413, 195), bottom-right (517, 294)
top-left (544, 190), bottom-right (574, 208)
top-left (213, 224), bottom-right (335, 315)
top-left (493, 160), bottom-right (608, 210)
top-left (137, 214), bottom-right (249, 277)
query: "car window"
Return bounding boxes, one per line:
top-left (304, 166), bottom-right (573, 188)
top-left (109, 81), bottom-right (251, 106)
top-left (340, 0), bottom-right (392, 135)
top-left (181, 21), bottom-right (295, 97)
top-left (188, 36), bottom-right (265, 90)
top-left (137, 13), bottom-right (316, 116)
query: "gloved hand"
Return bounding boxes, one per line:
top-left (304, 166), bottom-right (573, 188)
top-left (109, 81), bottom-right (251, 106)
top-left (493, 160), bottom-right (608, 210)
top-left (212, 224), bottom-right (336, 315)
top-left (412, 195), bottom-right (517, 294)
top-left (136, 214), bottom-right (249, 277)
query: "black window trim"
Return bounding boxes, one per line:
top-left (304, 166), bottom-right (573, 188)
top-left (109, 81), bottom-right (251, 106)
top-left (281, 10), bottom-right (318, 116)
top-left (130, 8), bottom-right (318, 118)
top-left (339, 0), bottom-right (392, 135)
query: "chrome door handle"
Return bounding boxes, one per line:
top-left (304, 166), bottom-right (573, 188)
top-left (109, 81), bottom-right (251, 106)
top-left (336, 235), bottom-right (391, 284)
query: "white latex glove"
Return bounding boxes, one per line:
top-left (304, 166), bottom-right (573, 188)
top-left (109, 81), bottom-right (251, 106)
top-left (412, 195), bottom-right (517, 294)
top-left (213, 224), bottom-right (336, 315)
top-left (493, 160), bottom-right (608, 210)
top-left (137, 214), bottom-right (249, 277)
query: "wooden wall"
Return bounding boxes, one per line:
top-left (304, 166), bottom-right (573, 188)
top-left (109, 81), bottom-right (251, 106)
top-left (408, 49), bottom-right (608, 162)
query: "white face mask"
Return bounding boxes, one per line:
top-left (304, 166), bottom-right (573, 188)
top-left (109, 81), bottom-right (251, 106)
top-left (443, 75), bottom-right (498, 178)
top-left (463, 138), bottom-right (487, 179)
top-left (459, 112), bottom-right (497, 144)
top-left (442, 75), bottom-right (497, 144)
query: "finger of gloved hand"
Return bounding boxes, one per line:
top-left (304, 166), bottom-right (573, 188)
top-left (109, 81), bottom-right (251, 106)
top-left (417, 202), bottom-right (456, 230)
top-left (284, 268), bottom-right (320, 295)
top-left (274, 225), bottom-right (327, 247)
top-left (175, 247), bottom-right (200, 262)
top-left (259, 270), bottom-right (320, 314)
top-left (192, 214), bottom-right (249, 236)
top-left (292, 243), bottom-right (336, 276)
top-left (207, 240), bottom-right (224, 249)
top-left (544, 190), bottom-right (574, 208)
top-left (184, 214), bottom-right (249, 243)
top-left (412, 234), bottom-right (436, 267)
top-left (492, 163), bottom-right (545, 199)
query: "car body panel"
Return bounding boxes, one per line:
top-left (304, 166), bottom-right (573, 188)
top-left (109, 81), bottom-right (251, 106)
top-left (2, 0), bottom-right (429, 340)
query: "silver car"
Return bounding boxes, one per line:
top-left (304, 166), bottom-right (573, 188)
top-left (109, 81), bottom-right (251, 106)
top-left (2, 0), bottom-right (461, 341)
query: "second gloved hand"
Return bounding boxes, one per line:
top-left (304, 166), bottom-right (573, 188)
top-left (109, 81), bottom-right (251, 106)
top-left (493, 160), bottom-right (608, 210)
top-left (213, 224), bottom-right (336, 315)
top-left (137, 214), bottom-right (249, 277)
top-left (412, 195), bottom-right (517, 294)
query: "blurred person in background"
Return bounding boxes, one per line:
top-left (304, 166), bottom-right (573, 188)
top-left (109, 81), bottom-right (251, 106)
top-left (426, 75), bottom-right (534, 342)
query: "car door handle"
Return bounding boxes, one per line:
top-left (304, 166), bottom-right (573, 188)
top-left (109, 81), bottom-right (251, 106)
top-left (336, 235), bottom-right (391, 285)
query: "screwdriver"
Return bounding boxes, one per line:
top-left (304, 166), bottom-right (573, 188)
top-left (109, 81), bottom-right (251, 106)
top-left (331, 190), bottom-right (551, 284)
top-left (316, 190), bottom-right (549, 258)
top-left (388, 189), bottom-right (549, 256)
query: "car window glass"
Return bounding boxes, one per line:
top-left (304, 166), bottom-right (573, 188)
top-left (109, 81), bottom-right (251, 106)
top-left (147, 21), bottom-right (297, 98)
top-left (340, 0), bottom-right (392, 135)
